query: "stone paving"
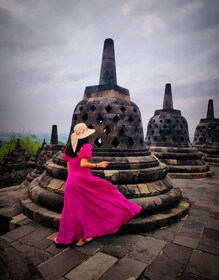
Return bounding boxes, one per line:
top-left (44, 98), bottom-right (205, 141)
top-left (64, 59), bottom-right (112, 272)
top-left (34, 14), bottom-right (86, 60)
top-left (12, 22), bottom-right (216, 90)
top-left (0, 166), bottom-right (219, 280)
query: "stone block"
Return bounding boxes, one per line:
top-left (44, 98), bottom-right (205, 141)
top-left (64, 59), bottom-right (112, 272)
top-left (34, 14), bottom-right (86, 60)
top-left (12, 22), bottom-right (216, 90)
top-left (3, 224), bottom-right (36, 241)
top-left (173, 235), bottom-right (199, 249)
top-left (12, 240), bottom-right (51, 266)
top-left (143, 253), bottom-right (182, 280)
top-left (100, 256), bottom-right (146, 280)
top-left (65, 252), bottom-right (117, 280)
top-left (38, 248), bottom-right (86, 280)
top-left (128, 236), bottom-right (166, 264)
top-left (101, 244), bottom-right (128, 258)
top-left (186, 250), bottom-right (219, 279)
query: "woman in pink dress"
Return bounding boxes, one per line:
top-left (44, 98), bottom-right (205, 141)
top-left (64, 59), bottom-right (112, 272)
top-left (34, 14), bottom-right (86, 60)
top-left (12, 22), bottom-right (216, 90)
top-left (54, 123), bottom-right (142, 246)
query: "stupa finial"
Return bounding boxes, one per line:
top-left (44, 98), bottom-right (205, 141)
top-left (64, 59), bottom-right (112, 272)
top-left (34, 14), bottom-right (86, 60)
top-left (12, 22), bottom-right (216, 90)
top-left (99, 38), bottom-right (117, 85)
top-left (163, 83), bottom-right (173, 110)
top-left (50, 124), bottom-right (58, 145)
top-left (206, 99), bottom-right (214, 119)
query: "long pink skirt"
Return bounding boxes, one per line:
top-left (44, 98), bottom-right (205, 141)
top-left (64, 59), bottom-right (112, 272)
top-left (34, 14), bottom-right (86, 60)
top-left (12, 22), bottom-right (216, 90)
top-left (56, 172), bottom-right (142, 244)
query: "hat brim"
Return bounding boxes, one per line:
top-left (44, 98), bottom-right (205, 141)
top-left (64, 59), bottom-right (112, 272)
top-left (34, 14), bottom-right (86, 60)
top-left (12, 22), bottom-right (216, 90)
top-left (77, 128), bottom-right (95, 139)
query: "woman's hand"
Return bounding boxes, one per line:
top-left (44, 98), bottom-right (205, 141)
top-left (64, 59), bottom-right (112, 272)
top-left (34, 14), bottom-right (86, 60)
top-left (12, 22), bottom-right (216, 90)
top-left (98, 161), bottom-right (109, 168)
top-left (80, 158), bottom-right (109, 169)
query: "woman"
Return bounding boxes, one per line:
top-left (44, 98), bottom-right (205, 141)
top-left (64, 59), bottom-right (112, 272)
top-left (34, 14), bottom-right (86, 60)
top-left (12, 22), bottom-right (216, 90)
top-left (54, 123), bottom-right (142, 246)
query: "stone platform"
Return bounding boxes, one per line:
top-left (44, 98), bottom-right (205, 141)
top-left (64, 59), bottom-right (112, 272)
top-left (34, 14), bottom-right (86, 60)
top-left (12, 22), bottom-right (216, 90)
top-left (0, 166), bottom-right (219, 280)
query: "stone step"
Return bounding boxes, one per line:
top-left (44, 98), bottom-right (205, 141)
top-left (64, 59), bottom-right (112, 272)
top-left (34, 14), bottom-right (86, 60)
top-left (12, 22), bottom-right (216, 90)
top-left (28, 175), bottom-right (182, 213)
top-left (169, 170), bottom-right (214, 179)
top-left (119, 199), bottom-right (190, 233)
top-left (20, 197), bottom-right (190, 233)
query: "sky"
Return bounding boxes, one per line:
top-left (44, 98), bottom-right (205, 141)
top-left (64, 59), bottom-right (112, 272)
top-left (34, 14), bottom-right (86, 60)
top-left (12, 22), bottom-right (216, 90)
top-left (0, 0), bottom-right (218, 142)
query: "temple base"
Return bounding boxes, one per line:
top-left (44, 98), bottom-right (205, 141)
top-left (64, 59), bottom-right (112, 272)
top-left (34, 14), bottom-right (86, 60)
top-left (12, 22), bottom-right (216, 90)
top-left (20, 195), bottom-right (190, 233)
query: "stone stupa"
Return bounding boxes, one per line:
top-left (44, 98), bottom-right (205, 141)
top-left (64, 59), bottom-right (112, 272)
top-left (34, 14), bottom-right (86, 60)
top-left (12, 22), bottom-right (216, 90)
top-left (21, 39), bottom-right (189, 232)
top-left (21, 125), bottom-right (63, 188)
top-left (193, 99), bottom-right (219, 165)
top-left (145, 83), bottom-right (213, 178)
top-left (0, 139), bottom-right (36, 188)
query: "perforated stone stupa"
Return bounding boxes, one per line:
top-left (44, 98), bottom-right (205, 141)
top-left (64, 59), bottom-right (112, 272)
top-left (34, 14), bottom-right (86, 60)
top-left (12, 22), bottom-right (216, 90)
top-left (145, 83), bottom-right (213, 178)
top-left (193, 99), bottom-right (219, 165)
top-left (21, 39), bottom-right (189, 232)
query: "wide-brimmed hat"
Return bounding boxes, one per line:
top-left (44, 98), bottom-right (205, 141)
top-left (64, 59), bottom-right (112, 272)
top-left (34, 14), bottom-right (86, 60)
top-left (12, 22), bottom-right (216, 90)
top-left (71, 123), bottom-right (95, 152)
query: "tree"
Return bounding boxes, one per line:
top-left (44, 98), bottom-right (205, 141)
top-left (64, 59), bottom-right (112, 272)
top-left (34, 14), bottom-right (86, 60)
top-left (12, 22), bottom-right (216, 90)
top-left (0, 134), bottom-right (42, 162)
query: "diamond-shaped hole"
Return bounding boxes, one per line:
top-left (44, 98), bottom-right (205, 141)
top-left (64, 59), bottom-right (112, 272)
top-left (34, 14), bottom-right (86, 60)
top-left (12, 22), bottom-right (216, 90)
top-left (112, 137), bottom-right (120, 148)
top-left (94, 136), bottom-right (103, 147)
top-left (90, 105), bottom-right (96, 112)
top-left (97, 114), bottom-right (103, 123)
top-left (128, 137), bottom-right (134, 146)
top-left (133, 107), bottom-right (137, 113)
top-left (113, 115), bottom-right (120, 123)
top-left (128, 116), bottom-right (134, 123)
top-left (104, 125), bottom-right (111, 135)
top-left (82, 113), bottom-right (88, 121)
top-left (79, 106), bottom-right (83, 111)
top-left (120, 106), bottom-right (126, 113)
top-left (119, 128), bottom-right (125, 136)
top-left (105, 105), bottom-right (112, 112)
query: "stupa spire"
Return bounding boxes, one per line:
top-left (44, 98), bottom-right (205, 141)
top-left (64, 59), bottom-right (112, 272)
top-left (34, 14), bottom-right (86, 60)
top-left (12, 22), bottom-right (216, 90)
top-left (163, 83), bottom-right (173, 109)
top-left (206, 99), bottom-right (214, 119)
top-left (50, 124), bottom-right (58, 144)
top-left (99, 38), bottom-right (117, 85)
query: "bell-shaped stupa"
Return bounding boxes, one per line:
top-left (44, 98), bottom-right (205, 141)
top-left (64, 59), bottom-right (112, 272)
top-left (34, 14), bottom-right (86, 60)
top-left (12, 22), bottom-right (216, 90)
top-left (193, 99), bottom-right (219, 165)
top-left (21, 39), bottom-right (189, 232)
top-left (145, 83), bottom-right (213, 178)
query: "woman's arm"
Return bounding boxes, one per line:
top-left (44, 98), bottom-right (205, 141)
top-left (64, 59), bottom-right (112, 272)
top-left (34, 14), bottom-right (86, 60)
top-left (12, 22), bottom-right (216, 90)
top-left (80, 158), bottom-right (109, 169)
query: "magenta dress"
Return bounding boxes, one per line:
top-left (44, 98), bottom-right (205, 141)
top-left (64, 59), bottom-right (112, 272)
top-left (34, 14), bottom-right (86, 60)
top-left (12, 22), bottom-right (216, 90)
top-left (56, 144), bottom-right (142, 244)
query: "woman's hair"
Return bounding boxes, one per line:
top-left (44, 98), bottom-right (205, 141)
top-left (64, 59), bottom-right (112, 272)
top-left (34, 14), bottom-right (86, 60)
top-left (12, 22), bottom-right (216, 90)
top-left (65, 137), bottom-right (89, 158)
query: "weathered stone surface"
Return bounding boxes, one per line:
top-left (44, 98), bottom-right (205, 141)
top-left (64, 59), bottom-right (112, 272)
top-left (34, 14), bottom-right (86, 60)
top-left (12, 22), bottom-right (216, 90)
top-left (1, 168), bottom-right (219, 279)
top-left (193, 99), bottom-right (219, 165)
top-left (145, 84), bottom-right (213, 178)
top-left (100, 256), bottom-right (147, 280)
top-left (101, 244), bottom-right (128, 258)
top-left (3, 224), bottom-right (36, 240)
top-left (128, 236), bottom-right (166, 264)
top-left (38, 248), bottom-right (86, 280)
top-left (173, 235), bottom-right (199, 249)
top-left (143, 253), bottom-right (183, 280)
top-left (21, 125), bottom-right (64, 188)
top-left (65, 252), bottom-right (117, 280)
top-left (162, 242), bottom-right (192, 264)
top-left (0, 139), bottom-right (36, 188)
top-left (186, 250), bottom-right (219, 279)
top-left (12, 240), bottom-right (51, 266)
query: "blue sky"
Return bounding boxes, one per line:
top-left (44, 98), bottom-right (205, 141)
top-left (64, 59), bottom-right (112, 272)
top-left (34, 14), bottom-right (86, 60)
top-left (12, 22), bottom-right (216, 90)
top-left (0, 0), bottom-right (218, 142)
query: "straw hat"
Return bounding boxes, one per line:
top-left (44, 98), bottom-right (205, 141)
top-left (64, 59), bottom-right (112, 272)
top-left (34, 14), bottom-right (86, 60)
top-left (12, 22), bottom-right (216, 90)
top-left (71, 123), bottom-right (95, 152)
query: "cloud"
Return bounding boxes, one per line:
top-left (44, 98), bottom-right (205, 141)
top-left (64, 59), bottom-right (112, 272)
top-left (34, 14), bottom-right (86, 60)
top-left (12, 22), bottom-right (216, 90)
top-left (0, 0), bottom-right (218, 141)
